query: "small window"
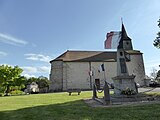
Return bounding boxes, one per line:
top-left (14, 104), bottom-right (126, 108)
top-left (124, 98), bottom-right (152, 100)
top-left (126, 42), bottom-right (129, 45)
top-left (120, 52), bottom-right (123, 56)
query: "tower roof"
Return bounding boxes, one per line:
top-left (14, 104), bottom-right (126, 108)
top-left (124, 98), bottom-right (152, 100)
top-left (118, 23), bottom-right (132, 49)
top-left (121, 23), bottom-right (131, 41)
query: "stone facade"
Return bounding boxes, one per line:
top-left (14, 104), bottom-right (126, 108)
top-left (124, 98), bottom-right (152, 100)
top-left (127, 54), bottom-right (145, 85)
top-left (49, 50), bottom-right (145, 92)
top-left (49, 61), bottom-right (63, 91)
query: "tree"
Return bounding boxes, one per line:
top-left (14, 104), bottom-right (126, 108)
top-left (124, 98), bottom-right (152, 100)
top-left (150, 67), bottom-right (157, 79)
top-left (153, 18), bottom-right (160, 48)
top-left (0, 65), bottom-right (25, 95)
top-left (157, 70), bottom-right (160, 78)
top-left (25, 76), bottom-right (50, 89)
top-left (26, 77), bottom-right (38, 85)
top-left (37, 76), bottom-right (50, 89)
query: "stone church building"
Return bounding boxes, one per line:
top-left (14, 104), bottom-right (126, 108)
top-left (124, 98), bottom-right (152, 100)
top-left (49, 26), bottom-right (145, 92)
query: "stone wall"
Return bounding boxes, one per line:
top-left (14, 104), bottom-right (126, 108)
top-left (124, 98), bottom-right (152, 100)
top-left (62, 61), bottom-right (117, 91)
top-left (49, 53), bottom-right (145, 91)
top-left (62, 62), bottom-right (90, 90)
top-left (49, 60), bottom-right (63, 92)
top-left (127, 54), bottom-right (145, 85)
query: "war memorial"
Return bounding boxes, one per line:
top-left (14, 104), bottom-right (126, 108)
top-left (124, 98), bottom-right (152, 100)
top-left (91, 23), bottom-right (160, 106)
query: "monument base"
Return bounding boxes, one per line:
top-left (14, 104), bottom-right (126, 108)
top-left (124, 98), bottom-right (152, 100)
top-left (112, 75), bottom-right (137, 95)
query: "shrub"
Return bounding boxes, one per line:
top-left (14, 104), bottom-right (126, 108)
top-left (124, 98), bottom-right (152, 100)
top-left (0, 93), bottom-right (4, 97)
top-left (10, 90), bottom-right (25, 96)
top-left (0, 86), bottom-right (5, 93)
top-left (121, 87), bottom-right (136, 95)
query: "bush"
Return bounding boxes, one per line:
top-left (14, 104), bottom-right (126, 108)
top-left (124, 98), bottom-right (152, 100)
top-left (10, 90), bottom-right (25, 96)
top-left (121, 87), bottom-right (136, 95)
top-left (10, 86), bottom-right (25, 91)
top-left (0, 86), bottom-right (5, 93)
top-left (0, 93), bottom-right (4, 97)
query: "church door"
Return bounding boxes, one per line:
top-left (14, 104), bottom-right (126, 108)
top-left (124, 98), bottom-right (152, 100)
top-left (95, 79), bottom-right (100, 89)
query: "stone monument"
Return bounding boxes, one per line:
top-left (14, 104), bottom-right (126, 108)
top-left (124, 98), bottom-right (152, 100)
top-left (112, 23), bottom-right (137, 95)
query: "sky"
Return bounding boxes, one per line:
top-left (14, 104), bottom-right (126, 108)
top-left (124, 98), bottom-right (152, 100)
top-left (0, 0), bottom-right (160, 78)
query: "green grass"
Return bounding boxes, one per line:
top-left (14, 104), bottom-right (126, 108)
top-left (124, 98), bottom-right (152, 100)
top-left (0, 91), bottom-right (160, 120)
top-left (145, 92), bottom-right (160, 96)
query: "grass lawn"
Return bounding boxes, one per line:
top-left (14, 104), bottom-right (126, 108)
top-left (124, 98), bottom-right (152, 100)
top-left (0, 91), bottom-right (160, 120)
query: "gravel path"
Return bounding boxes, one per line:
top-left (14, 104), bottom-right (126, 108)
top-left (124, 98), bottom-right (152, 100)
top-left (84, 98), bottom-right (160, 108)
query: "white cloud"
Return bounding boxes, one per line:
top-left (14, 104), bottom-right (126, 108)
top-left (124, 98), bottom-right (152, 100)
top-left (0, 33), bottom-right (28, 46)
top-left (22, 74), bottom-right (36, 78)
top-left (38, 66), bottom-right (50, 73)
top-left (22, 66), bottom-right (50, 74)
top-left (0, 51), bottom-right (7, 57)
top-left (24, 53), bottom-right (51, 62)
top-left (21, 66), bottom-right (38, 74)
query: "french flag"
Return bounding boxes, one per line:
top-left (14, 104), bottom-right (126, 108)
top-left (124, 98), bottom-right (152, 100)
top-left (104, 31), bottom-right (121, 49)
top-left (101, 64), bottom-right (105, 71)
top-left (98, 64), bottom-right (105, 72)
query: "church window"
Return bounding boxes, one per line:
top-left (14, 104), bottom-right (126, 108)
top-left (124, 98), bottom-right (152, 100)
top-left (120, 52), bottom-right (123, 56)
top-left (126, 42), bottom-right (129, 45)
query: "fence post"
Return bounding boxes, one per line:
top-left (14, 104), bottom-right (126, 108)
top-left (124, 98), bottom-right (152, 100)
top-left (104, 81), bottom-right (110, 104)
top-left (92, 84), bottom-right (98, 99)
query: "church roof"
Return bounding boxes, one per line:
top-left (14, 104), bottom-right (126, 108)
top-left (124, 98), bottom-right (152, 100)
top-left (50, 50), bottom-right (142, 63)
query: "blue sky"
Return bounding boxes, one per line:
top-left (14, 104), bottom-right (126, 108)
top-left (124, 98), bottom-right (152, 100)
top-left (0, 0), bottom-right (160, 78)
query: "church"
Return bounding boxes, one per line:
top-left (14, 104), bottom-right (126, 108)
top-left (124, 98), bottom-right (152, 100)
top-left (49, 24), bottom-right (145, 92)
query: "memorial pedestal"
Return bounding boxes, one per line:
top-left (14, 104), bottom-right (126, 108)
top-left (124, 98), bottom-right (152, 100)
top-left (112, 75), bottom-right (136, 95)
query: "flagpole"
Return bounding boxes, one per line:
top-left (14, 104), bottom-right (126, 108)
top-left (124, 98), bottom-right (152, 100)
top-left (89, 62), bottom-right (92, 89)
top-left (103, 62), bottom-right (107, 83)
top-left (121, 17), bottom-right (123, 24)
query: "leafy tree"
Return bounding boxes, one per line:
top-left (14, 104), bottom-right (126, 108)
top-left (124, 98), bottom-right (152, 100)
top-left (153, 18), bottom-right (160, 48)
top-left (0, 65), bottom-right (25, 95)
top-left (156, 70), bottom-right (160, 81)
top-left (26, 77), bottom-right (38, 85)
top-left (156, 70), bottom-right (160, 78)
top-left (37, 76), bottom-right (50, 89)
top-left (13, 76), bottom-right (26, 90)
top-left (25, 76), bottom-right (50, 89)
